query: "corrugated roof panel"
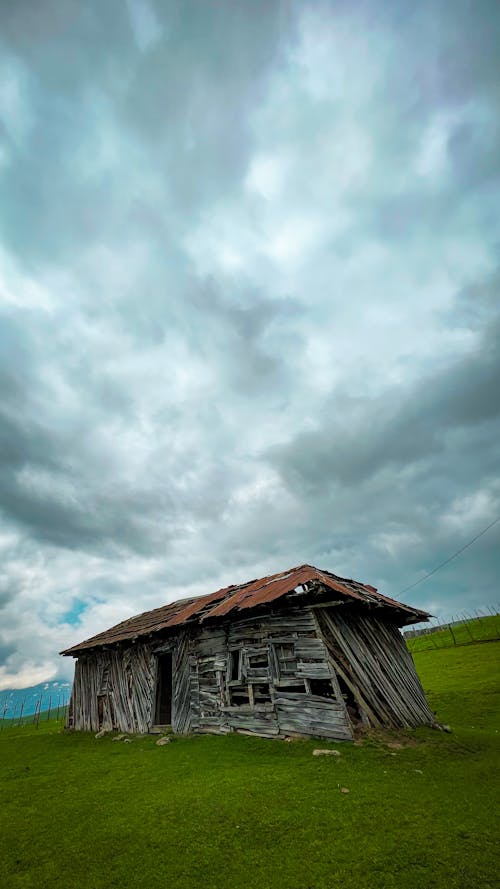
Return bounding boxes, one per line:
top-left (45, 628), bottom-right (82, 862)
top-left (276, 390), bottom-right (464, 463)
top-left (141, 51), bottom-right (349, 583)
top-left (60, 563), bottom-right (430, 655)
top-left (162, 587), bottom-right (234, 627)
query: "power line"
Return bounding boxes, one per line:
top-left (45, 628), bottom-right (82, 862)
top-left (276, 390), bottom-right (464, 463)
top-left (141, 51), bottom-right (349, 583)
top-left (396, 515), bottom-right (500, 596)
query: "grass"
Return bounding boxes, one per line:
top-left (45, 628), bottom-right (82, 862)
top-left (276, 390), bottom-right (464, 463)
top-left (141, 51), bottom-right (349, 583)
top-left (0, 643), bottom-right (498, 889)
top-left (406, 614), bottom-right (500, 653)
top-left (0, 706), bottom-right (68, 729)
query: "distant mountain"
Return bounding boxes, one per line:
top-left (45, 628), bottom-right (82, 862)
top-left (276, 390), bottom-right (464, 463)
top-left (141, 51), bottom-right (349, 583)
top-left (0, 680), bottom-right (72, 720)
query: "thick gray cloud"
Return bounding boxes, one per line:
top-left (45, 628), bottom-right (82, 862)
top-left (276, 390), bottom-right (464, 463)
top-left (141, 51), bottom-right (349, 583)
top-left (0, 0), bottom-right (499, 689)
top-left (269, 296), bottom-right (500, 489)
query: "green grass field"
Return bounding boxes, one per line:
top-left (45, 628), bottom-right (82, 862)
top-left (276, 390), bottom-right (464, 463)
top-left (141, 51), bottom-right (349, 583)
top-left (406, 614), bottom-right (500, 653)
top-left (1, 642), bottom-right (498, 889)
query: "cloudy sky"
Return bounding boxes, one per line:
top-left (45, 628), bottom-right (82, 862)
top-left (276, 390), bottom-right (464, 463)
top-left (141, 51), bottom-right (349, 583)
top-left (1, 0), bottom-right (499, 691)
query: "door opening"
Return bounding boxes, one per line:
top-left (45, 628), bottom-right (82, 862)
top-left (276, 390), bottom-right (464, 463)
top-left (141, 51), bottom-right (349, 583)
top-left (97, 694), bottom-right (115, 730)
top-left (336, 673), bottom-right (364, 726)
top-left (155, 653), bottom-right (173, 725)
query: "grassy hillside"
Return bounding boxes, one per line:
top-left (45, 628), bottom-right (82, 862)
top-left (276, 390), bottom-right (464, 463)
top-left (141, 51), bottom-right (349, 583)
top-left (0, 705), bottom-right (68, 729)
top-left (0, 642), bottom-right (498, 889)
top-left (407, 614), bottom-right (500, 653)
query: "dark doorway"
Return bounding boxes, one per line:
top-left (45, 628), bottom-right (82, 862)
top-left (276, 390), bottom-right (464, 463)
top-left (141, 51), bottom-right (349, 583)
top-left (97, 694), bottom-right (115, 730)
top-left (336, 673), bottom-right (363, 726)
top-left (155, 654), bottom-right (173, 725)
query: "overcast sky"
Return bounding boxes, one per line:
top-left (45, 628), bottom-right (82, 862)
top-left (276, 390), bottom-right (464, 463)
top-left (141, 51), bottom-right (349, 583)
top-left (1, 0), bottom-right (499, 690)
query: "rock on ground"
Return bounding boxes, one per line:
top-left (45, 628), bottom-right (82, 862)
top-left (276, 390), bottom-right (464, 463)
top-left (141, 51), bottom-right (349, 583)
top-left (312, 749), bottom-right (341, 757)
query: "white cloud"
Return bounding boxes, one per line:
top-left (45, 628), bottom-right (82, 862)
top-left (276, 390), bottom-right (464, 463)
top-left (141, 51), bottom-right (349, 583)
top-left (245, 153), bottom-right (289, 199)
top-left (0, 54), bottom-right (34, 150)
top-left (126, 0), bottom-right (162, 52)
top-left (440, 488), bottom-right (500, 535)
top-left (0, 662), bottom-right (58, 691)
top-left (415, 112), bottom-right (452, 180)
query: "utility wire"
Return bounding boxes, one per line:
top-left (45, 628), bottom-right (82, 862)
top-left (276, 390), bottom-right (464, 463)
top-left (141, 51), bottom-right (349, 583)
top-left (395, 515), bottom-right (500, 596)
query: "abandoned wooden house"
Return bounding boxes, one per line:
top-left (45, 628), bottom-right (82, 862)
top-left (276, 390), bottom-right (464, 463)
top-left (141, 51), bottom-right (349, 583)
top-left (61, 564), bottom-right (434, 740)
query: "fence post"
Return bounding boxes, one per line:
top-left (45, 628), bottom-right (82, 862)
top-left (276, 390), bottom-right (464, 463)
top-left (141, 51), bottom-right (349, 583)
top-left (449, 621), bottom-right (457, 646)
top-left (489, 607), bottom-right (500, 638)
top-left (35, 692), bottom-right (42, 728)
top-left (463, 613), bottom-right (474, 642)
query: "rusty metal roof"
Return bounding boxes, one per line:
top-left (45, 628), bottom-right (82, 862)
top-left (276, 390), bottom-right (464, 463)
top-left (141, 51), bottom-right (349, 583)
top-left (60, 564), bottom-right (430, 656)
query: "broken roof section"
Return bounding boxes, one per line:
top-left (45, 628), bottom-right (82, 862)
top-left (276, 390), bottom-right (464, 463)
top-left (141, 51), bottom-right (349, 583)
top-left (61, 564), bottom-right (430, 656)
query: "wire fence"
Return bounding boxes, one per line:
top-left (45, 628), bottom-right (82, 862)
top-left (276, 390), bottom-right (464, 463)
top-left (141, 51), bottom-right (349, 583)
top-left (0, 689), bottom-right (71, 730)
top-left (404, 607), bottom-right (500, 653)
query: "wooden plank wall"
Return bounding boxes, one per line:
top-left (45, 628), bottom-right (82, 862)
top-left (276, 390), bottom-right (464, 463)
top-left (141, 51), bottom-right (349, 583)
top-left (171, 629), bottom-right (193, 734)
top-left (316, 608), bottom-right (435, 728)
top-left (68, 607), bottom-right (353, 739)
top-left (187, 608), bottom-right (353, 740)
top-left (70, 643), bottom-right (156, 733)
top-left (67, 605), bottom-right (434, 738)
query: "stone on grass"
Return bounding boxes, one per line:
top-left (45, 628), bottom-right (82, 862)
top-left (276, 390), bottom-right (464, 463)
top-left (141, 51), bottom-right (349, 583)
top-left (312, 748), bottom-right (341, 757)
top-left (433, 722), bottom-right (452, 733)
top-left (156, 737), bottom-right (172, 746)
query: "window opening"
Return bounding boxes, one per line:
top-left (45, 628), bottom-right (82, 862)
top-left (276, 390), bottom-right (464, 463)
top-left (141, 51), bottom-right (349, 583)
top-left (252, 684), bottom-right (271, 704)
top-left (276, 682), bottom-right (307, 694)
top-left (229, 686), bottom-right (250, 706)
top-left (229, 647), bottom-right (271, 706)
top-left (246, 650), bottom-right (269, 681)
top-left (308, 678), bottom-right (336, 698)
top-left (248, 655), bottom-right (268, 670)
top-left (229, 650), bottom-right (241, 682)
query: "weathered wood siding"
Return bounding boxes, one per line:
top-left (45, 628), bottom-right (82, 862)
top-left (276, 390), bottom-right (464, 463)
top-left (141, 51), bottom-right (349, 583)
top-left (67, 605), bottom-right (433, 738)
top-left (315, 608), bottom-right (434, 728)
top-left (185, 608), bottom-right (352, 740)
top-left (68, 607), bottom-right (353, 739)
top-left (69, 643), bottom-right (156, 733)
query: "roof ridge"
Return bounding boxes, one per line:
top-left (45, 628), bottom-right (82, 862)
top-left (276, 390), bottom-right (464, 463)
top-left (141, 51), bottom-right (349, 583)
top-left (61, 563), bottom-right (430, 655)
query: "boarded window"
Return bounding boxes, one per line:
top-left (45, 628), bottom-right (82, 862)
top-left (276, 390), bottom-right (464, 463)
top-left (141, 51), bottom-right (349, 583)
top-left (227, 644), bottom-right (272, 707)
top-left (248, 654), bottom-right (268, 670)
top-left (252, 684), bottom-right (271, 704)
top-left (245, 649), bottom-right (270, 681)
top-left (273, 642), bottom-right (297, 677)
top-left (198, 656), bottom-right (224, 716)
top-left (229, 686), bottom-right (250, 706)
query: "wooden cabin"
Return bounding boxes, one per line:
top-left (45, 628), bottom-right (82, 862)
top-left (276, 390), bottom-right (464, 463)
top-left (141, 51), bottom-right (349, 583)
top-left (61, 564), bottom-right (434, 740)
